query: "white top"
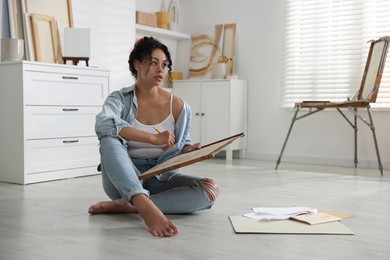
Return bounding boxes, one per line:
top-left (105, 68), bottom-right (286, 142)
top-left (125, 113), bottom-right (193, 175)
top-left (127, 94), bottom-right (175, 159)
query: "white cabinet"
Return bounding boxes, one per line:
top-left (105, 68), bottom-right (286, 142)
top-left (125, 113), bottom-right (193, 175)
top-left (173, 79), bottom-right (247, 160)
top-left (0, 61), bottom-right (110, 184)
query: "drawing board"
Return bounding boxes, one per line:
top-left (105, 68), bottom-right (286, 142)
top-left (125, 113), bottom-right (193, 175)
top-left (138, 133), bottom-right (244, 180)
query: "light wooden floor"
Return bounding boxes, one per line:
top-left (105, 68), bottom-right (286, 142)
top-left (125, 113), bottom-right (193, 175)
top-left (1, 159), bottom-right (389, 260)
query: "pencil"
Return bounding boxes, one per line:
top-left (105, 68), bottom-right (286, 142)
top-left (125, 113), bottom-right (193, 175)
top-left (154, 127), bottom-right (176, 148)
top-left (153, 127), bottom-right (161, 134)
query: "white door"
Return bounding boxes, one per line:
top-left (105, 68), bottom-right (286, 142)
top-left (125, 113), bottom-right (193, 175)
top-left (173, 82), bottom-right (202, 143)
top-left (202, 81), bottom-right (229, 144)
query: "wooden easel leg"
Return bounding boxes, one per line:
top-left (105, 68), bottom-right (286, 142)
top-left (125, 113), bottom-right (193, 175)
top-left (354, 108), bottom-right (358, 168)
top-left (275, 108), bottom-right (299, 170)
top-left (62, 57), bottom-right (89, 67)
top-left (366, 107), bottom-right (383, 175)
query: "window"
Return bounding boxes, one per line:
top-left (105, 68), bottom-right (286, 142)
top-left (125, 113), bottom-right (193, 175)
top-left (281, 0), bottom-right (390, 108)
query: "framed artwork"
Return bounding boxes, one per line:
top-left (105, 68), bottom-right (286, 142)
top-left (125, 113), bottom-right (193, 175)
top-left (30, 14), bottom-right (62, 63)
top-left (24, 0), bottom-right (74, 27)
top-left (222, 23), bottom-right (237, 76)
top-left (188, 23), bottom-right (237, 79)
top-left (188, 24), bottom-right (224, 79)
top-left (22, 0), bottom-right (74, 61)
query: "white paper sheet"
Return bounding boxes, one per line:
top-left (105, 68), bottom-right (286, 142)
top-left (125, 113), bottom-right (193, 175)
top-left (243, 207), bottom-right (317, 220)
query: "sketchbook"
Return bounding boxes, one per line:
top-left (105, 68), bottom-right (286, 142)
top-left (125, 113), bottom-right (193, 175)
top-left (138, 133), bottom-right (245, 180)
top-left (290, 212), bottom-right (342, 225)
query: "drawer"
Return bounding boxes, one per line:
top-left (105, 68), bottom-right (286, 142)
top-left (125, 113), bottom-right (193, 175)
top-left (25, 106), bottom-right (100, 139)
top-left (25, 137), bottom-right (100, 174)
top-left (24, 71), bottom-right (108, 106)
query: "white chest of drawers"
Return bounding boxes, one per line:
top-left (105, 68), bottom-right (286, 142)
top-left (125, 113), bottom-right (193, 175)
top-left (0, 61), bottom-right (110, 184)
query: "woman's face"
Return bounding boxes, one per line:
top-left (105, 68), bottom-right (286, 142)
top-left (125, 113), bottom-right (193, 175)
top-left (136, 48), bottom-right (168, 86)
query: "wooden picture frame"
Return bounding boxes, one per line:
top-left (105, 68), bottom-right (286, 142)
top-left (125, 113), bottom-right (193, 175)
top-left (24, 0), bottom-right (73, 27)
top-left (30, 14), bottom-right (62, 63)
top-left (222, 23), bottom-right (237, 76)
top-left (24, 0), bottom-right (73, 56)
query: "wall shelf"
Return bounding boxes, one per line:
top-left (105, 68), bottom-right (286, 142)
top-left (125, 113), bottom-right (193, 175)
top-left (136, 24), bottom-right (191, 40)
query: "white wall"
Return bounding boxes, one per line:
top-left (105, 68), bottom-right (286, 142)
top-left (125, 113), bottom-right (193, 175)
top-left (179, 0), bottom-right (390, 170)
top-left (136, 0), bottom-right (167, 12)
top-left (72, 0), bottom-right (135, 92)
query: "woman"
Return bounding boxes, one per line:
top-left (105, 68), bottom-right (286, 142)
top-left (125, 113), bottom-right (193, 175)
top-left (88, 37), bottom-right (219, 237)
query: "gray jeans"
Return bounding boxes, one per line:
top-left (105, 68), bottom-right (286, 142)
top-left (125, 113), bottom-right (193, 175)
top-left (99, 136), bottom-right (213, 214)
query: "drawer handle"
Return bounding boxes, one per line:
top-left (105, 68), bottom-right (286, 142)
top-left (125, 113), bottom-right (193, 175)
top-left (63, 140), bottom-right (79, 144)
top-left (63, 108), bottom-right (79, 112)
top-left (62, 76), bottom-right (79, 80)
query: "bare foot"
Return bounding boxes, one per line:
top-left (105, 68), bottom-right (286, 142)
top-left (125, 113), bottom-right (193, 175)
top-left (132, 194), bottom-right (179, 237)
top-left (88, 199), bottom-right (137, 214)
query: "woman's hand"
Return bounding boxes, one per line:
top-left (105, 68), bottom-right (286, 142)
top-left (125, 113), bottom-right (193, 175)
top-left (153, 131), bottom-right (175, 149)
top-left (181, 143), bottom-right (202, 153)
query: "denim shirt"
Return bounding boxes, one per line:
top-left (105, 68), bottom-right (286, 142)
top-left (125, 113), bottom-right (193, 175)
top-left (95, 84), bottom-right (193, 180)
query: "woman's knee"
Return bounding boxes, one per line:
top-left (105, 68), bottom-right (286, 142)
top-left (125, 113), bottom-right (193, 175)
top-left (199, 178), bottom-right (219, 202)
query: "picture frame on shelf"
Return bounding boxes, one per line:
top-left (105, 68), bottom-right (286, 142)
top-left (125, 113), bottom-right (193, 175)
top-left (222, 23), bottom-right (236, 76)
top-left (23, 0), bottom-right (74, 52)
top-left (188, 23), bottom-right (237, 79)
top-left (188, 24), bottom-right (224, 79)
top-left (30, 14), bottom-right (62, 63)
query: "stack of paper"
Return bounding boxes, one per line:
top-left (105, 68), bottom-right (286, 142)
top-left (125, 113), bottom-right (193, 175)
top-left (243, 207), bottom-right (317, 221)
top-left (229, 207), bottom-right (354, 234)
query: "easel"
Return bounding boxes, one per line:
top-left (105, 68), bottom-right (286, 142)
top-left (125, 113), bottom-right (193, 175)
top-left (62, 56), bottom-right (89, 66)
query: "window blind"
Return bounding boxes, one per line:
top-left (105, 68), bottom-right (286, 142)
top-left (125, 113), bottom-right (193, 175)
top-left (282, 0), bottom-right (390, 108)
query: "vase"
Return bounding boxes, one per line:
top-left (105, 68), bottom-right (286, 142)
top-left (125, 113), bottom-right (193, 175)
top-left (0, 38), bottom-right (24, 61)
top-left (212, 63), bottom-right (227, 79)
top-left (156, 12), bottom-right (171, 29)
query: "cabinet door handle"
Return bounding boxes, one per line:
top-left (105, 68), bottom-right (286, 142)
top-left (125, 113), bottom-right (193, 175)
top-left (62, 76), bottom-right (79, 80)
top-left (201, 113), bottom-right (205, 116)
top-left (63, 108), bottom-right (79, 112)
top-left (195, 112), bottom-right (199, 116)
top-left (63, 140), bottom-right (79, 144)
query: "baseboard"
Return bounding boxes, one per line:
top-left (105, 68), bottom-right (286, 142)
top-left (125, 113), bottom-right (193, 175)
top-left (244, 151), bottom-right (390, 171)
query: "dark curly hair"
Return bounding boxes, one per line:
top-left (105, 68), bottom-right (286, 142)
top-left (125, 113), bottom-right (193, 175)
top-left (128, 37), bottom-right (172, 79)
